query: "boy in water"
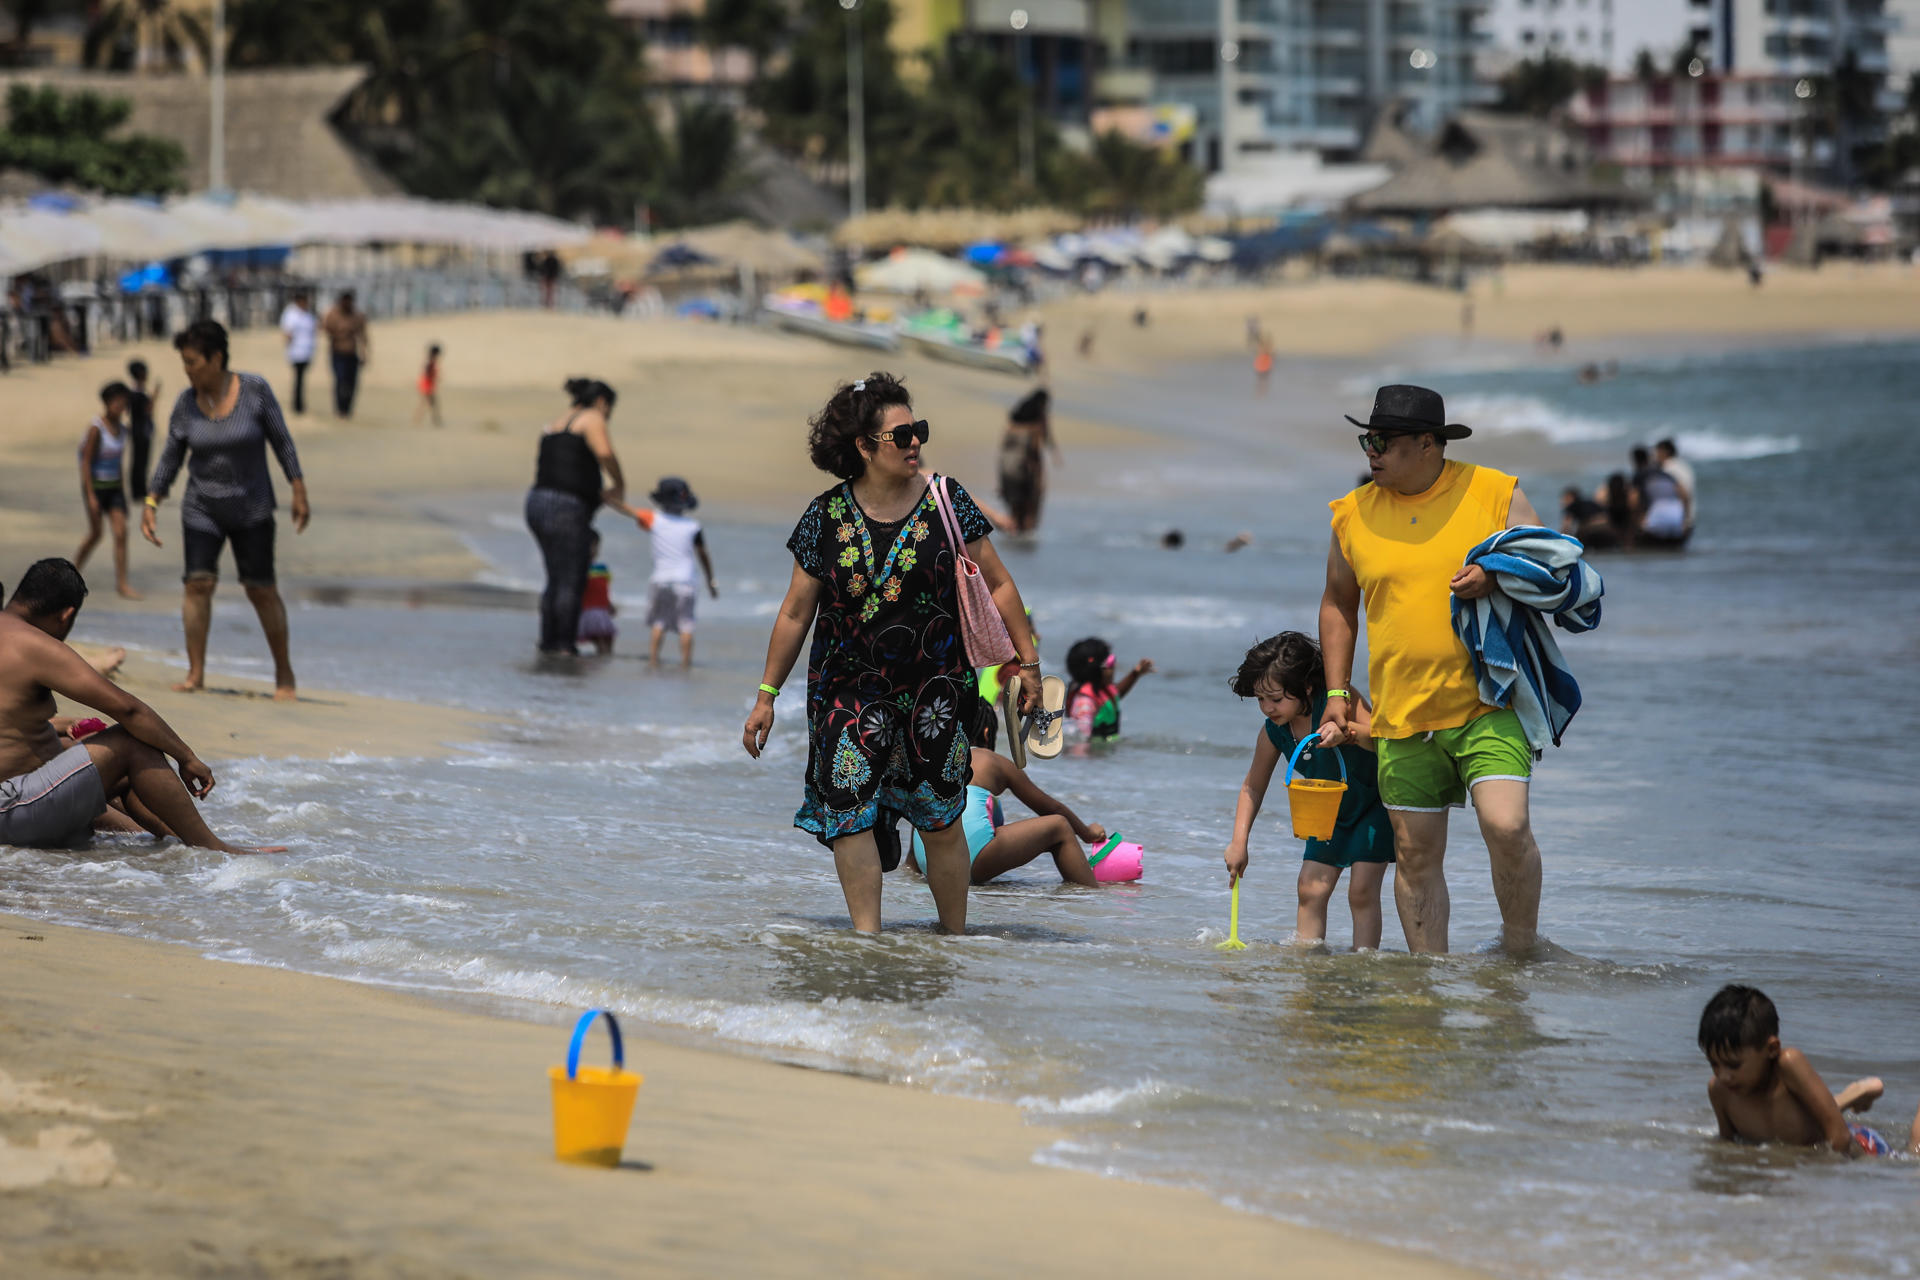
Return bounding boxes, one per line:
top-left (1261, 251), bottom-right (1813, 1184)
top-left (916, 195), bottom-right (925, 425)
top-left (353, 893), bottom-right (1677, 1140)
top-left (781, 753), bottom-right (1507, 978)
top-left (1699, 984), bottom-right (1918, 1157)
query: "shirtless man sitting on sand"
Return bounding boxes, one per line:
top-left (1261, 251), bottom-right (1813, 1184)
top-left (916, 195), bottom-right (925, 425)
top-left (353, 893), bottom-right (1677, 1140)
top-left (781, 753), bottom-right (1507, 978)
top-left (1700, 983), bottom-right (1919, 1158)
top-left (0, 558), bottom-right (273, 854)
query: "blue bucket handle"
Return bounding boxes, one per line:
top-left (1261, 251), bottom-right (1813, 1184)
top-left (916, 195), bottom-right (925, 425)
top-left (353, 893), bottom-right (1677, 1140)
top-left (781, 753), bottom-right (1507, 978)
top-left (1284, 731), bottom-right (1348, 788)
top-left (565, 1008), bottom-right (625, 1081)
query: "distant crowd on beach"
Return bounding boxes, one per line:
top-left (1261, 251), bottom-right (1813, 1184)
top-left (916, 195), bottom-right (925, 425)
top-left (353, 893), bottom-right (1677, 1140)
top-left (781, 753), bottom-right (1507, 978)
top-left (1559, 438), bottom-right (1697, 551)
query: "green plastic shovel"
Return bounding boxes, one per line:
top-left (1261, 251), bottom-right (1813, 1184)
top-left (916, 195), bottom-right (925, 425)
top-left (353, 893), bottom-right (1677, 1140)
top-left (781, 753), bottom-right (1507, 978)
top-left (1216, 879), bottom-right (1248, 951)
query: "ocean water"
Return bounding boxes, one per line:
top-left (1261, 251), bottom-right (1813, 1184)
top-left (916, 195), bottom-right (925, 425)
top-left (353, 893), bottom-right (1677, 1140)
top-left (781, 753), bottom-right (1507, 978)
top-left (7, 337), bottom-right (1918, 1279)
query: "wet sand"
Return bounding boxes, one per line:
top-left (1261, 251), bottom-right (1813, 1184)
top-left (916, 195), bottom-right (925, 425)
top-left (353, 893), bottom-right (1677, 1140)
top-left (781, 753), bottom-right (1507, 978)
top-left (0, 913), bottom-right (1486, 1279)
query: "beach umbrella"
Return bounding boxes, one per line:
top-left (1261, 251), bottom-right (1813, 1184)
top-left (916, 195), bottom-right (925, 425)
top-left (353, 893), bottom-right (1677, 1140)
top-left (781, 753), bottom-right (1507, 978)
top-left (648, 242), bottom-right (717, 272)
top-left (854, 248), bottom-right (986, 295)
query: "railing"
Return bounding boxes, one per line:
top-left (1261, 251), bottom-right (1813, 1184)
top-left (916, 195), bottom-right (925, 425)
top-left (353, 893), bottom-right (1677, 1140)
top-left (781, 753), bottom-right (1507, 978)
top-left (1, 271), bottom-right (598, 374)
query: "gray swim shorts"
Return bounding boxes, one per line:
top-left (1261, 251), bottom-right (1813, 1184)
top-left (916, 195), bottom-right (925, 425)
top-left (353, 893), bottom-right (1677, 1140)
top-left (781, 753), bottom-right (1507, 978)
top-left (0, 743), bottom-right (107, 848)
top-left (645, 582), bottom-right (697, 633)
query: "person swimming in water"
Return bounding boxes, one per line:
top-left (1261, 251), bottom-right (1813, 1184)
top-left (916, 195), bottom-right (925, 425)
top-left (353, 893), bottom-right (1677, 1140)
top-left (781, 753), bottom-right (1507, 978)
top-left (902, 709), bottom-right (1109, 885)
top-left (1699, 984), bottom-right (1918, 1158)
top-left (1065, 636), bottom-right (1154, 742)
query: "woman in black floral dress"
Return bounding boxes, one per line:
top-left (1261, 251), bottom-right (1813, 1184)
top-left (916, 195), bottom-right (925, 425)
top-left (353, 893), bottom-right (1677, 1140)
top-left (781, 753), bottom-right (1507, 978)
top-left (743, 373), bottom-right (1043, 934)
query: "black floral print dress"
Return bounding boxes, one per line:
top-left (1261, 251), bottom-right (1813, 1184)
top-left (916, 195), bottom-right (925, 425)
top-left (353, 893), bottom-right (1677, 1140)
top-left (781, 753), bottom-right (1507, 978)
top-left (787, 476), bottom-right (994, 846)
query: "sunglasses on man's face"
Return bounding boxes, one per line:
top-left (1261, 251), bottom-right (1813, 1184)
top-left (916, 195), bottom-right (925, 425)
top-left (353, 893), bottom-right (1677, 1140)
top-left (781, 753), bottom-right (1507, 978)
top-left (870, 420), bottom-right (930, 449)
top-left (1356, 431), bottom-right (1406, 455)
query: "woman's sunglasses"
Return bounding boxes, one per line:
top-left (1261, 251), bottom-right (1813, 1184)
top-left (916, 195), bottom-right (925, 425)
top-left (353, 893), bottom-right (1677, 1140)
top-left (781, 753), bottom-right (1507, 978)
top-left (870, 420), bottom-right (931, 449)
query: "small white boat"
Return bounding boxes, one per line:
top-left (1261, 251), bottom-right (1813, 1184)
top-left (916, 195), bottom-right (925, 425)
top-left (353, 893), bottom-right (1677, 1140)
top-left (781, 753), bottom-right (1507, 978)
top-left (902, 330), bottom-right (1033, 376)
top-left (766, 308), bottom-right (901, 351)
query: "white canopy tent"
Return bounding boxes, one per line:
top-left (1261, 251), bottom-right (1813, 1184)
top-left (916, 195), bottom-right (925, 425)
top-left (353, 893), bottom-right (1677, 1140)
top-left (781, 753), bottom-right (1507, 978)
top-left (0, 193), bottom-right (590, 277)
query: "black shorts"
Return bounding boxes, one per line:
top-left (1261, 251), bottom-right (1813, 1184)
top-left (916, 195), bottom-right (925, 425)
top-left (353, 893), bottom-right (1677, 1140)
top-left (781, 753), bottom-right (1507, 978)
top-left (93, 486), bottom-right (126, 514)
top-left (183, 520), bottom-right (276, 587)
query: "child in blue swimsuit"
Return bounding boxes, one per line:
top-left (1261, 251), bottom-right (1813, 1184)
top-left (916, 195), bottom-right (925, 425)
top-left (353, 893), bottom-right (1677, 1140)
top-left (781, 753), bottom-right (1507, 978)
top-left (905, 711), bottom-right (1111, 885)
top-left (1222, 632), bottom-right (1394, 949)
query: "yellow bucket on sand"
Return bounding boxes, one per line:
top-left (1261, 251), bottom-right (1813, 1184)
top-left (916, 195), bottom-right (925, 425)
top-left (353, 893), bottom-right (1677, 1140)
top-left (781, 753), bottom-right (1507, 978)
top-left (1283, 733), bottom-right (1348, 842)
top-left (548, 1009), bottom-right (642, 1166)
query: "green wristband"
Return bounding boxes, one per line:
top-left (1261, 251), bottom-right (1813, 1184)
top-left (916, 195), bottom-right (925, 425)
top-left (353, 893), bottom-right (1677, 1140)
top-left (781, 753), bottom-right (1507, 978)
top-left (1325, 689), bottom-right (1351, 700)
top-left (758, 683), bottom-right (781, 699)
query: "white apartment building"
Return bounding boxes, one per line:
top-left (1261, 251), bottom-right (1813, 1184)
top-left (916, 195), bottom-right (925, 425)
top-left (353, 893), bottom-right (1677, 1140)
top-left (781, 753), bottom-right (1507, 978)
top-left (1891, 0), bottom-right (1920, 81)
top-left (1485, 0), bottom-right (1616, 66)
top-left (1123, 0), bottom-right (1496, 166)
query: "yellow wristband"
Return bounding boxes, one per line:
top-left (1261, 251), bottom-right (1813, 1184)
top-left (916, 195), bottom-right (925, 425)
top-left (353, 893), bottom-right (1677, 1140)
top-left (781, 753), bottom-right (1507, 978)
top-left (144, 495), bottom-right (160, 508)
top-left (758, 683), bottom-right (781, 699)
top-left (1325, 689), bottom-right (1350, 700)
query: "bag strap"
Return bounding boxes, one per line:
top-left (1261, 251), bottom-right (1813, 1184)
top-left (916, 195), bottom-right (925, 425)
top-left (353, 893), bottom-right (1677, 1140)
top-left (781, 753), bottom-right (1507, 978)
top-left (929, 474), bottom-right (968, 555)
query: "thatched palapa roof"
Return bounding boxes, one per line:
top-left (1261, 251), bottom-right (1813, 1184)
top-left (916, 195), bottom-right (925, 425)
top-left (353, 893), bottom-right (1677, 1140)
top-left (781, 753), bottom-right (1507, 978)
top-left (0, 68), bottom-right (396, 202)
top-left (1352, 111), bottom-right (1641, 216)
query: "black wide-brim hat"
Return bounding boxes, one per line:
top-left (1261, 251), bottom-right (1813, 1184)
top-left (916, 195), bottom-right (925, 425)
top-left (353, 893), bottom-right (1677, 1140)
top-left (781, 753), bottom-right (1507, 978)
top-left (1344, 383), bottom-right (1472, 440)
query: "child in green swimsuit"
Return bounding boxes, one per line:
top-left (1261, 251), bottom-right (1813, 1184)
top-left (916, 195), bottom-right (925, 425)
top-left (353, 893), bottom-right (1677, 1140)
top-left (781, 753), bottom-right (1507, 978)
top-left (1222, 632), bottom-right (1395, 949)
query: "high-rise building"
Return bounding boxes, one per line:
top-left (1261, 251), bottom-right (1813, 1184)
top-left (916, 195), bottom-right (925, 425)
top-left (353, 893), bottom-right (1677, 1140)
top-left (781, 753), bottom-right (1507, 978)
top-left (1890, 0), bottom-right (1920, 82)
top-left (1706, 0), bottom-right (1894, 83)
top-left (1116, 0), bottom-right (1495, 168)
top-left (1484, 0), bottom-right (1615, 67)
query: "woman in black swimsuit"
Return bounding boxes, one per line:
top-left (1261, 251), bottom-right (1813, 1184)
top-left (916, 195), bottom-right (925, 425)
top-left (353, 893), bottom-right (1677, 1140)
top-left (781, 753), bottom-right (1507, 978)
top-left (525, 377), bottom-right (637, 655)
top-left (996, 389), bottom-right (1057, 534)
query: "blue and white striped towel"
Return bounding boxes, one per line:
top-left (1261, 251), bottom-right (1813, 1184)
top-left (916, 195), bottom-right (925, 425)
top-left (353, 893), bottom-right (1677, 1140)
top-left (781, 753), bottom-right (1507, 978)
top-left (1451, 526), bottom-right (1603, 754)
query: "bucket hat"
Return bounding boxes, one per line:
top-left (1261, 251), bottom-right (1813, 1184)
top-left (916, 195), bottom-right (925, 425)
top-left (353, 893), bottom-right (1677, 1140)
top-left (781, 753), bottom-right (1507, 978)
top-left (1344, 384), bottom-right (1472, 440)
top-left (650, 476), bottom-right (697, 512)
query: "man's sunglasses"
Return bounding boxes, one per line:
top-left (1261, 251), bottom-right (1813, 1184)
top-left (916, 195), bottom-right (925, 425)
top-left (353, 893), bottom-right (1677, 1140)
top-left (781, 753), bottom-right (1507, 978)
top-left (870, 420), bottom-right (930, 448)
top-left (1356, 431), bottom-right (1406, 455)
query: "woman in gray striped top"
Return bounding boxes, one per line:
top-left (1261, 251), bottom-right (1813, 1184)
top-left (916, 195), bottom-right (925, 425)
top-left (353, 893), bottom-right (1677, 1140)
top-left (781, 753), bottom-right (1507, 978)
top-left (141, 319), bottom-right (311, 701)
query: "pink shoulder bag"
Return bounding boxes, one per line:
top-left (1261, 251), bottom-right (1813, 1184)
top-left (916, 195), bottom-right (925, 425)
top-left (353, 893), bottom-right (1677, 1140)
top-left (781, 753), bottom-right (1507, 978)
top-left (929, 475), bottom-right (1017, 668)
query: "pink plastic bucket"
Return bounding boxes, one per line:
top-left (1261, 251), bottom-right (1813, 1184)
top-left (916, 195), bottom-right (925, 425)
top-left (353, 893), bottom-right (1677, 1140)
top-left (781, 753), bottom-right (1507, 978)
top-left (1090, 837), bottom-right (1143, 883)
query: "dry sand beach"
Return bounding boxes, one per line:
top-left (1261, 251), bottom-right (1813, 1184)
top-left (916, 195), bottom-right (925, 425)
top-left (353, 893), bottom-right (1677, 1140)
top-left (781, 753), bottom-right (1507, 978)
top-left (4, 262), bottom-right (1919, 1278)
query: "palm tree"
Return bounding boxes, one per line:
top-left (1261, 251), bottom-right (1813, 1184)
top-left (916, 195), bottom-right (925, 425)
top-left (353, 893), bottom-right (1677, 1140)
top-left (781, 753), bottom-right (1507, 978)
top-left (84, 0), bottom-right (213, 74)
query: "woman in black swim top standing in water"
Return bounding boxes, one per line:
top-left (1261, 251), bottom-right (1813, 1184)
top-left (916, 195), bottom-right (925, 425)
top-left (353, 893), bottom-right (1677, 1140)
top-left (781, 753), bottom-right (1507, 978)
top-left (525, 377), bottom-right (636, 655)
top-left (996, 388), bottom-right (1056, 534)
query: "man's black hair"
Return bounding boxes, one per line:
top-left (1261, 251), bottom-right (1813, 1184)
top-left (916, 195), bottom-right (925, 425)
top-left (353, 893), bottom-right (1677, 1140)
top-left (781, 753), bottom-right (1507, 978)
top-left (1697, 984), bottom-right (1778, 1059)
top-left (9, 558), bottom-right (88, 618)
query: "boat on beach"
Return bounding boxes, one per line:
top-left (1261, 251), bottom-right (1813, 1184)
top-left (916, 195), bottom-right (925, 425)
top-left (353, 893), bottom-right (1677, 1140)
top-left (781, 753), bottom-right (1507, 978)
top-left (765, 307), bottom-right (901, 352)
top-left (901, 329), bottom-right (1034, 376)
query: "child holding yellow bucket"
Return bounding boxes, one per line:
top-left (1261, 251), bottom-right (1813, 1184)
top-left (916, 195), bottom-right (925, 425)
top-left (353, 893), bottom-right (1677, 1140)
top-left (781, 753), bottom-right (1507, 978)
top-left (1222, 632), bottom-right (1395, 948)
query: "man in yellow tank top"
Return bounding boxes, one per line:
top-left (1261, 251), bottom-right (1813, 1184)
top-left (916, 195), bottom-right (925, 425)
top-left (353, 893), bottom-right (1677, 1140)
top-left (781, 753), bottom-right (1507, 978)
top-left (1318, 385), bottom-right (1545, 955)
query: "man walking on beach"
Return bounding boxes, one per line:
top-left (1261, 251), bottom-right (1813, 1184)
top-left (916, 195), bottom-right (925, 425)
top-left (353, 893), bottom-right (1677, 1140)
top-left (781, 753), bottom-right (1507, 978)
top-left (1318, 386), bottom-right (1546, 954)
top-left (0, 559), bottom-right (267, 854)
top-left (321, 291), bottom-right (369, 419)
top-left (279, 289), bottom-right (317, 415)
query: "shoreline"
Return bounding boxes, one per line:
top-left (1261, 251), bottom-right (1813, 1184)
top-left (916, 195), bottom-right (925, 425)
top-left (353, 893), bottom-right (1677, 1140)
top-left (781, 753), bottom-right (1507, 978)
top-left (6, 270), bottom-right (1918, 1276)
top-left (0, 911), bottom-right (1486, 1279)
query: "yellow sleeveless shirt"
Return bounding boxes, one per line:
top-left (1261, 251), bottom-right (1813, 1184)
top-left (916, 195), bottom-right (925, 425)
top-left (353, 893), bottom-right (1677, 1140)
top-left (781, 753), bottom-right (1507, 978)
top-left (1329, 461), bottom-right (1516, 739)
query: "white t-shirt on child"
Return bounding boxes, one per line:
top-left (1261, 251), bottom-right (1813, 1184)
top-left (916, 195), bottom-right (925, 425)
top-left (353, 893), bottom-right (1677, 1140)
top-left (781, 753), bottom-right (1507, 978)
top-left (647, 512), bottom-right (701, 586)
top-left (280, 304), bottom-right (317, 363)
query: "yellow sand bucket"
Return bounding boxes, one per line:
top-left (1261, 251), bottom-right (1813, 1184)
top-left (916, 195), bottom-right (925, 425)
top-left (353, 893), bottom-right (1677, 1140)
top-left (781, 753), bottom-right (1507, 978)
top-left (1283, 732), bottom-right (1348, 842)
top-left (548, 1009), bottom-right (642, 1166)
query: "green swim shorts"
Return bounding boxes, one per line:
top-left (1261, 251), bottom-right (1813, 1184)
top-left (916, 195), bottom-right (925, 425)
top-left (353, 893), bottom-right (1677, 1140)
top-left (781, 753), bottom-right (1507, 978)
top-left (1375, 708), bottom-right (1533, 812)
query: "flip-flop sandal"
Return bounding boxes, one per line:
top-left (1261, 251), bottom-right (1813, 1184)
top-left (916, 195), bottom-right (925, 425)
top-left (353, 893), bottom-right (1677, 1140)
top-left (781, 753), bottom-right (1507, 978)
top-left (872, 808), bottom-right (904, 873)
top-left (1001, 674), bottom-right (1027, 768)
top-left (1023, 674), bottom-right (1068, 760)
